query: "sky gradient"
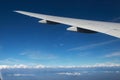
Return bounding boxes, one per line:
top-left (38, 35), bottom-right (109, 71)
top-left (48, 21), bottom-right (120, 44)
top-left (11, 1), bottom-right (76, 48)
top-left (0, 0), bottom-right (120, 67)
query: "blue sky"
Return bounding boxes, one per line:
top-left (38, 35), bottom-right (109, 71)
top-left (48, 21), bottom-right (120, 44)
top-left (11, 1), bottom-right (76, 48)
top-left (0, 0), bottom-right (120, 67)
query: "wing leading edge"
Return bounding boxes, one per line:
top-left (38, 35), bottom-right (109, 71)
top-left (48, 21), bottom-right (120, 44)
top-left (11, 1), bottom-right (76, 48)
top-left (15, 10), bottom-right (120, 38)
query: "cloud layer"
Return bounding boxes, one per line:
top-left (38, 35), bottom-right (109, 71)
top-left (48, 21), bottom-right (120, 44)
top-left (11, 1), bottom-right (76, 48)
top-left (0, 62), bottom-right (120, 69)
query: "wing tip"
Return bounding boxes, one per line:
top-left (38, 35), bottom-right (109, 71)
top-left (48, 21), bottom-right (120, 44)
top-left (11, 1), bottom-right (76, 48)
top-left (14, 10), bottom-right (21, 13)
top-left (13, 10), bottom-right (25, 14)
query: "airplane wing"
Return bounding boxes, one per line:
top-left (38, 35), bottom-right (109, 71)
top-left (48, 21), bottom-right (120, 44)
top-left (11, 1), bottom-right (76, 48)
top-left (15, 10), bottom-right (120, 38)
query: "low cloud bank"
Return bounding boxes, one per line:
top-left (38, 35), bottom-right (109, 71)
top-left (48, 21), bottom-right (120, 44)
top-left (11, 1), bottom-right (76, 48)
top-left (0, 63), bottom-right (120, 69)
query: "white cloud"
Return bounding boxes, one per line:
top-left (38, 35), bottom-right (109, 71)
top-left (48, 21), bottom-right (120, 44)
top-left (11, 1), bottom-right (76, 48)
top-left (20, 50), bottom-right (56, 60)
top-left (0, 62), bottom-right (120, 69)
top-left (68, 39), bottom-right (119, 51)
top-left (12, 74), bottom-right (35, 77)
top-left (0, 65), bottom-right (10, 69)
top-left (57, 72), bottom-right (81, 76)
top-left (34, 64), bottom-right (45, 68)
top-left (105, 52), bottom-right (120, 58)
top-left (91, 62), bottom-right (120, 67)
top-left (12, 64), bottom-right (29, 68)
top-left (0, 64), bottom-right (28, 69)
top-left (0, 64), bottom-right (45, 69)
top-left (56, 62), bottom-right (120, 68)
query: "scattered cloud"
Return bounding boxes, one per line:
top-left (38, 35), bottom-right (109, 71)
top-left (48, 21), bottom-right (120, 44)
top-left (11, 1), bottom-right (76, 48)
top-left (20, 50), bottom-right (56, 60)
top-left (68, 39), bottom-right (119, 51)
top-left (105, 51), bottom-right (120, 58)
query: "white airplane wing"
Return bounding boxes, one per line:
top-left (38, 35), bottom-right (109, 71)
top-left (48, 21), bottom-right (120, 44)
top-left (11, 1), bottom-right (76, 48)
top-left (15, 10), bottom-right (120, 38)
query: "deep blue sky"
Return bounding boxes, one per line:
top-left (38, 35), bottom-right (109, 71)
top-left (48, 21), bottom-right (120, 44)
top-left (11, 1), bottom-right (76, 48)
top-left (0, 0), bottom-right (120, 66)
